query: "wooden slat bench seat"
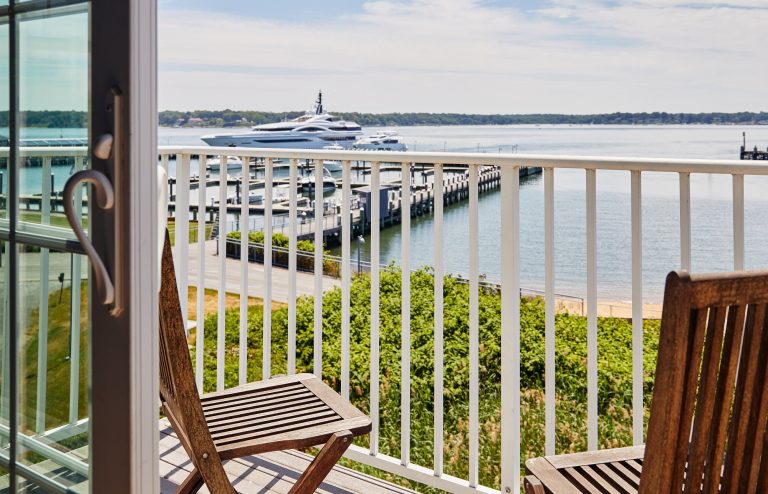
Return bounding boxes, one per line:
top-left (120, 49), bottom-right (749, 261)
top-left (199, 374), bottom-right (370, 457)
top-left (524, 270), bottom-right (768, 494)
top-left (524, 446), bottom-right (643, 494)
top-left (158, 231), bottom-right (371, 494)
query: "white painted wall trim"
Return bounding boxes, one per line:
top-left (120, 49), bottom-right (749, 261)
top-left (130, 0), bottom-right (159, 492)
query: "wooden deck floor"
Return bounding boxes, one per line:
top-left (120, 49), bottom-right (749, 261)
top-left (160, 419), bottom-right (417, 494)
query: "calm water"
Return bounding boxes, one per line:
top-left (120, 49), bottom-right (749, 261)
top-left (13, 125), bottom-right (768, 302)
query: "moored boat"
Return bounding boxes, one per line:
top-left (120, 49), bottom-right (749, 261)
top-left (206, 155), bottom-right (243, 171)
top-left (201, 91), bottom-right (363, 149)
top-left (300, 167), bottom-right (337, 194)
top-left (352, 130), bottom-right (407, 151)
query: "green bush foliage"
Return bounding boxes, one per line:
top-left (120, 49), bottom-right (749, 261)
top-left (193, 266), bottom-right (660, 490)
top-left (226, 230), bottom-right (339, 276)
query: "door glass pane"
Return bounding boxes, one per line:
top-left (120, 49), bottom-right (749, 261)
top-left (16, 244), bottom-right (89, 491)
top-left (10, 3), bottom-right (91, 491)
top-left (17, 7), bottom-right (88, 238)
top-left (0, 241), bottom-right (8, 474)
top-left (0, 21), bottom-right (7, 221)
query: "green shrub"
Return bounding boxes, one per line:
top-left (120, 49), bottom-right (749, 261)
top-left (194, 266), bottom-right (660, 490)
top-left (226, 230), bottom-right (339, 277)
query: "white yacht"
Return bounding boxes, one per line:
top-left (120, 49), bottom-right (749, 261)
top-left (352, 130), bottom-right (407, 151)
top-left (300, 167), bottom-right (337, 194)
top-left (201, 92), bottom-right (363, 149)
top-left (206, 155), bottom-right (243, 171)
top-left (321, 144), bottom-right (344, 172)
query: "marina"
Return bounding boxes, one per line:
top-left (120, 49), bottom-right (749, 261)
top-left (165, 163), bottom-right (540, 244)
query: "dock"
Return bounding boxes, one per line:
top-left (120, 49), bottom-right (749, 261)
top-left (171, 164), bottom-right (541, 246)
top-left (739, 133), bottom-right (768, 160)
top-left (741, 145), bottom-right (768, 160)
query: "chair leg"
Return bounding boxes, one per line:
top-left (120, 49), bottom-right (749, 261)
top-left (288, 430), bottom-right (353, 494)
top-left (523, 475), bottom-right (546, 494)
top-left (176, 468), bottom-right (204, 494)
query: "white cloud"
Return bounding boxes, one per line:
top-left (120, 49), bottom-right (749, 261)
top-left (159, 0), bottom-right (768, 112)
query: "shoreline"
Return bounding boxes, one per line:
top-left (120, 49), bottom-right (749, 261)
top-left (553, 297), bottom-right (662, 319)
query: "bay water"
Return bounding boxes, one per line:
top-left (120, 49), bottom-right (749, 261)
top-left (14, 125), bottom-right (768, 302)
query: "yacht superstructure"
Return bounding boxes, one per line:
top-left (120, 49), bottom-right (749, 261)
top-left (352, 130), bottom-right (407, 151)
top-left (201, 92), bottom-right (363, 149)
top-left (321, 144), bottom-right (344, 172)
top-left (206, 155), bottom-right (243, 171)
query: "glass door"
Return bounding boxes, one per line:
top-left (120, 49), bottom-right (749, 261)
top-left (1, 1), bottom-right (158, 492)
top-left (1, 1), bottom-right (93, 491)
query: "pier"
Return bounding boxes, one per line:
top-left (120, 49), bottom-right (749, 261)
top-left (741, 145), bottom-right (768, 160)
top-left (168, 164), bottom-right (541, 246)
top-left (739, 132), bottom-right (768, 160)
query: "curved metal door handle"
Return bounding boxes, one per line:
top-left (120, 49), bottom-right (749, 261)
top-left (63, 86), bottom-right (125, 316)
top-left (63, 170), bottom-right (116, 307)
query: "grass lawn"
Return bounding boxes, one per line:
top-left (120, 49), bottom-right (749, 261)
top-left (20, 282), bottom-right (279, 434)
top-left (167, 220), bottom-right (214, 245)
top-left (20, 282), bottom-right (88, 433)
top-left (19, 211), bottom-right (85, 229)
top-left (186, 286), bottom-right (286, 325)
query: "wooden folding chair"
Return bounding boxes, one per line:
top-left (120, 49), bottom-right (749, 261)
top-left (159, 231), bottom-right (371, 493)
top-left (524, 270), bottom-right (768, 494)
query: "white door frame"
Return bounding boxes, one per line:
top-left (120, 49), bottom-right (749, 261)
top-left (90, 0), bottom-right (158, 492)
top-left (129, 0), bottom-right (159, 492)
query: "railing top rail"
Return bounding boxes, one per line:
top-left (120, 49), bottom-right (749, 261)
top-left (158, 145), bottom-right (767, 175)
top-left (0, 146), bottom-right (88, 157)
top-left (0, 144), bottom-right (760, 175)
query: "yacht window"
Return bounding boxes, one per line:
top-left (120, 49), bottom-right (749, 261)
top-left (254, 138), bottom-right (311, 143)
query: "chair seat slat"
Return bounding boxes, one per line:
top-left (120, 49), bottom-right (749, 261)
top-left (208, 404), bottom-right (334, 434)
top-left (610, 461), bottom-right (641, 487)
top-left (595, 463), bottom-right (637, 493)
top-left (562, 467), bottom-right (604, 494)
top-left (200, 382), bottom-right (305, 403)
top-left (579, 465), bottom-right (623, 494)
top-left (214, 414), bottom-right (345, 446)
top-left (202, 388), bottom-right (315, 415)
top-left (205, 396), bottom-right (323, 424)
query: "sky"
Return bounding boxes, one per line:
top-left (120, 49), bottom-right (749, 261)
top-left (157, 0), bottom-right (768, 114)
top-left (145, 1), bottom-right (767, 113)
top-left (0, 13), bottom-right (88, 113)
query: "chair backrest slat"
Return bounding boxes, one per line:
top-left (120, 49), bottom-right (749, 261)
top-left (640, 271), bottom-right (768, 494)
top-left (159, 231), bottom-right (233, 491)
top-left (722, 304), bottom-right (768, 493)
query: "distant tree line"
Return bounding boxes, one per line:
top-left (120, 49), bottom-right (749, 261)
top-left (4, 110), bottom-right (767, 128)
top-left (0, 111), bottom-right (87, 128)
top-left (159, 110), bottom-right (768, 128)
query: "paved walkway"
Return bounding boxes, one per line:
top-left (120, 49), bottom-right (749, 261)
top-left (183, 240), bottom-right (340, 304)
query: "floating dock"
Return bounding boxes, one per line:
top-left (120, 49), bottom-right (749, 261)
top-left (167, 164), bottom-right (541, 246)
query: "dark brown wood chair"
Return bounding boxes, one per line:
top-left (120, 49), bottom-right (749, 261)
top-left (159, 231), bottom-right (371, 493)
top-left (524, 270), bottom-right (768, 494)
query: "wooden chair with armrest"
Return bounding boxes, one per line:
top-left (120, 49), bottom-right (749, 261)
top-left (158, 231), bottom-right (371, 493)
top-left (524, 270), bottom-right (768, 494)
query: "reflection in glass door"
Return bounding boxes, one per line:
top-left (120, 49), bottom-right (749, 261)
top-left (1, 1), bottom-right (92, 491)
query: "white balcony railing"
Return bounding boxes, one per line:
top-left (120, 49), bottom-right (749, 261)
top-left (0, 146), bottom-right (90, 484)
top-left (159, 145), bottom-right (768, 494)
top-left (6, 145), bottom-right (768, 494)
